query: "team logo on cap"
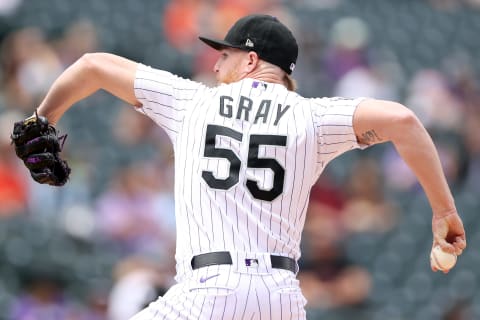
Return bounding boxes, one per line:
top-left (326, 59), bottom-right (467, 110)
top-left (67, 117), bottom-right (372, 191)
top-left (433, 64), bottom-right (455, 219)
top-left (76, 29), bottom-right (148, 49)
top-left (245, 38), bottom-right (254, 47)
top-left (290, 63), bottom-right (296, 71)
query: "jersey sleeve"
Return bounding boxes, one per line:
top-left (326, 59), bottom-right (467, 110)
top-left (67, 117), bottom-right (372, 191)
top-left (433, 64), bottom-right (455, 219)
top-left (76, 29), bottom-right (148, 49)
top-left (311, 97), bottom-right (368, 169)
top-left (133, 63), bottom-right (205, 142)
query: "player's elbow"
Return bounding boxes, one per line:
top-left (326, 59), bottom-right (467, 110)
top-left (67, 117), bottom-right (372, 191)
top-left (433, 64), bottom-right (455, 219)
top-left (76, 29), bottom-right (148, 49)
top-left (390, 103), bottom-right (420, 132)
top-left (78, 52), bottom-right (107, 76)
top-left (373, 100), bottom-right (420, 133)
top-left (385, 103), bottom-right (425, 142)
top-left (76, 52), bottom-right (119, 89)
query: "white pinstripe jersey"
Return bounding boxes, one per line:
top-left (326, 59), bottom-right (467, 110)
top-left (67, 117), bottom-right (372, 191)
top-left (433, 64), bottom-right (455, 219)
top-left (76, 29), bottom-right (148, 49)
top-left (134, 64), bottom-right (364, 270)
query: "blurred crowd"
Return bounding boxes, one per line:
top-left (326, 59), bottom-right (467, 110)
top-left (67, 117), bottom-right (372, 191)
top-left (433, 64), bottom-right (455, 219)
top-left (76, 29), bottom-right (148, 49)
top-left (1, 0), bottom-right (480, 319)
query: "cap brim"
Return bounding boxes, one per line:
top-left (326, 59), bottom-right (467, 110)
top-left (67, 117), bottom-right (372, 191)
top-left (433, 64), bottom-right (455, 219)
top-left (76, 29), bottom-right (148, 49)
top-left (199, 36), bottom-right (239, 51)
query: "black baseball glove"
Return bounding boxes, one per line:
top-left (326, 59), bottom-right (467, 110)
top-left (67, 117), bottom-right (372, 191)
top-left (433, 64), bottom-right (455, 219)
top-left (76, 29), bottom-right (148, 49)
top-left (11, 112), bottom-right (71, 186)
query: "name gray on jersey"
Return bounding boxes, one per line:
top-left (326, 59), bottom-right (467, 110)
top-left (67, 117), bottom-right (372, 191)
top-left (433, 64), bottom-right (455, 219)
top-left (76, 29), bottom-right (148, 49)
top-left (219, 95), bottom-right (291, 125)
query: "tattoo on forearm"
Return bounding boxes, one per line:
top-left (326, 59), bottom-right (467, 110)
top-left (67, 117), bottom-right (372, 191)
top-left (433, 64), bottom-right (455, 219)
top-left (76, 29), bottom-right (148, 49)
top-left (360, 129), bottom-right (382, 144)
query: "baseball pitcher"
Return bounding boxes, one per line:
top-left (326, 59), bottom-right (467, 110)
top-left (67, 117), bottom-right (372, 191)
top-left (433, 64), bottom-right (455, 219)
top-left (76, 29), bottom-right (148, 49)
top-left (11, 14), bottom-right (466, 319)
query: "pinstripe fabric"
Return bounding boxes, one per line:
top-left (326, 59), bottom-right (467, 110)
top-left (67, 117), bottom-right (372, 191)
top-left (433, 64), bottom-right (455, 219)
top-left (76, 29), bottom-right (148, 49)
top-left (130, 266), bottom-right (306, 320)
top-left (132, 64), bottom-right (365, 319)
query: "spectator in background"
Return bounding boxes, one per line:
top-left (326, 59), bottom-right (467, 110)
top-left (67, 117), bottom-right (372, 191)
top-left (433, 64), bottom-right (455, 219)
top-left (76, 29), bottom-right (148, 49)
top-left (162, 0), bottom-right (206, 54)
top-left (54, 19), bottom-right (99, 68)
top-left (190, 0), bottom-right (255, 84)
top-left (110, 106), bottom-right (177, 251)
top-left (8, 271), bottom-right (72, 320)
top-left (341, 157), bottom-right (399, 234)
top-left (334, 62), bottom-right (400, 101)
top-left (441, 299), bottom-right (472, 320)
top-left (0, 0), bottom-right (21, 16)
top-left (112, 105), bottom-right (175, 166)
top-left (309, 170), bottom-right (347, 221)
top-left (382, 130), bottom-right (468, 197)
top-left (0, 27), bottom-right (62, 113)
top-left (0, 110), bottom-right (29, 216)
top-left (299, 210), bottom-right (372, 313)
top-left (95, 162), bottom-right (175, 256)
top-left (427, 0), bottom-right (461, 11)
top-left (107, 256), bottom-right (174, 320)
top-left (405, 69), bottom-right (464, 132)
top-left (323, 17), bottom-right (370, 83)
top-left (301, 165), bottom-right (373, 314)
top-left (76, 290), bottom-right (108, 320)
top-left (441, 53), bottom-right (480, 192)
top-left (435, 132), bottom-right (469, 191)
top-left (383, 67), bottom-right (468, 195)
top-left (112, 107), bottom-right (158, 147)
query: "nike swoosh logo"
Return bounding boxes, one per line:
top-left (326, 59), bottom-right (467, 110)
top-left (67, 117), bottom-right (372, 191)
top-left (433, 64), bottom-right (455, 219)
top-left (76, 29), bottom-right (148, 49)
top-left (199, 274), bottom-right (220, 283)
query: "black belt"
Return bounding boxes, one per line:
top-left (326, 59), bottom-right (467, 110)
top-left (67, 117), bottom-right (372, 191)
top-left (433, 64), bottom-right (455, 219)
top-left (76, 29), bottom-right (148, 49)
top-left (191, 251), bottom-right (298, 273)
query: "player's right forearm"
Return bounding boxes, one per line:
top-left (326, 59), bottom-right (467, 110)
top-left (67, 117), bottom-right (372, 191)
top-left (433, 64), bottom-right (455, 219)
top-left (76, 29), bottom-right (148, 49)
top-left (353, 99), bottom-right (456, 217)
top-left (37, 53), bottom-right (140, 125)
top-left (37, 54), bottom-right (104, 125)
top-left (391, 120), bottom-right (456, 217)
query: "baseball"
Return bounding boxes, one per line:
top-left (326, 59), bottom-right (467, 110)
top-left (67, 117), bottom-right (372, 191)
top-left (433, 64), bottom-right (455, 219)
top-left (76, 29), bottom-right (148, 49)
top-left (430, 245), bottom-right (457, 271)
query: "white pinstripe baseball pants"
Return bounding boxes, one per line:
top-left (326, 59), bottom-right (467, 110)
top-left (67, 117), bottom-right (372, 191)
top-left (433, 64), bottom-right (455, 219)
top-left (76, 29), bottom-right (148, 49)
top-left (129, 263), bottom-right (306, 319)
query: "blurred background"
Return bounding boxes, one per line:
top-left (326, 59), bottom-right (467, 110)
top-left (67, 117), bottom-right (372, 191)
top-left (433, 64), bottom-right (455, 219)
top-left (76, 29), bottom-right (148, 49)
top-left (0, 0), bottom-right (479, 319)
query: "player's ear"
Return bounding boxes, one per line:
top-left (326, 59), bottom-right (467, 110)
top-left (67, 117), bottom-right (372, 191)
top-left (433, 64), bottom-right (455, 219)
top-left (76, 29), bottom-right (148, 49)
top-left (245, 51), bottom-right (259, 73)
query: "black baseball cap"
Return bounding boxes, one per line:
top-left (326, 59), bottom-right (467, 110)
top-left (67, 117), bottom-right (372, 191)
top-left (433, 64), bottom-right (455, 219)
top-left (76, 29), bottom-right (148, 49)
top-left (199, 14), bottom-right (298, 74)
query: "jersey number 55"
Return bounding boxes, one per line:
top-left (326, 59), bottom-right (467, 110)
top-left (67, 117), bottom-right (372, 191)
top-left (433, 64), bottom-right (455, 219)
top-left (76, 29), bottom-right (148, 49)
top-left (202, 124), bottom-right (287, 201)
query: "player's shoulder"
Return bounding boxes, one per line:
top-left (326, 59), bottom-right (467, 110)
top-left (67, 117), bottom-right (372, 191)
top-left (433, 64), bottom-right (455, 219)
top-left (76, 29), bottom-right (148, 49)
top-left (137, 63), bottom-right (208, 91)
top-left (309, 96), bottom-right (366, 108)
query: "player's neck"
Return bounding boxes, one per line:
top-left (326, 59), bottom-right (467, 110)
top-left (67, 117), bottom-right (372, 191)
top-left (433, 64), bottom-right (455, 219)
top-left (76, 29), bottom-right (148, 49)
top-left (245, 63), bottom-right (286, 87)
